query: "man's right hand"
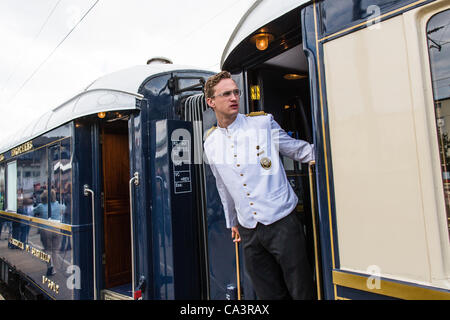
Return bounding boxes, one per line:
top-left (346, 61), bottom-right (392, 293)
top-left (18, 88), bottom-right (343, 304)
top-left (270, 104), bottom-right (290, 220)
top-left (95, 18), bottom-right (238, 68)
top-left (231, 226), bottom-right (241, 243)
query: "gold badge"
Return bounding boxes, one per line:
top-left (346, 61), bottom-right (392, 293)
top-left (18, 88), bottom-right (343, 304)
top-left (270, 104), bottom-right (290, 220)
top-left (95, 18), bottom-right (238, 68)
top-left (260, 157), bottom-right (272, 170)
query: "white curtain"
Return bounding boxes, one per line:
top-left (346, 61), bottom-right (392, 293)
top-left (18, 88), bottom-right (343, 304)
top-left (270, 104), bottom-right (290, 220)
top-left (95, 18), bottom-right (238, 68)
top-left (7, 161), bottom-right (17, 211)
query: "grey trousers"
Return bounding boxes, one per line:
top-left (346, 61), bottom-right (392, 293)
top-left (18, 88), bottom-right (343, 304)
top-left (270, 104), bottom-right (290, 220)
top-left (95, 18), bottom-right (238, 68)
top-left (238, 212), bottom-right (313, 300)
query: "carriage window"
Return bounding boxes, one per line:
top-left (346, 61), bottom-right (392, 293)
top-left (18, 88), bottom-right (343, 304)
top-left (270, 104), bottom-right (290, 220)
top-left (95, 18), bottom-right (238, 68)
top-left (0, 165), bottom-right (5, 210)
top-left (30, 148), bottom-right (49, 219)
top-left (427, 9), bottom-right (450, 238)
top-left (48, 140), bottom-right (71, 223)
top-left (7, 161), bottom-right (17, 212)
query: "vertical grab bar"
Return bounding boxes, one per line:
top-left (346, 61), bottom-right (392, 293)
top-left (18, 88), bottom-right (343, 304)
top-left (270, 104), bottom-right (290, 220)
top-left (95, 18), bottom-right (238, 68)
top-left (129, 172), bottom-right (139, 299)
top-left (83, 184), bottom-right (97, 300)
top-left (308, 161), bottom-right (322, 300)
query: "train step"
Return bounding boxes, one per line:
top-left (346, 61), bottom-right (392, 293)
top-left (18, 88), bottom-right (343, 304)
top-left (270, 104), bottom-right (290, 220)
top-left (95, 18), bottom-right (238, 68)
top-left (101, 289), bottom-right (133, 300)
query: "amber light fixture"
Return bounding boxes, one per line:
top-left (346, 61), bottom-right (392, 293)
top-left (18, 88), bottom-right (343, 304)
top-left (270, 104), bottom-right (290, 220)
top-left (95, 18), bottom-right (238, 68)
top-left (97, 112), bottom-right (106, 119)
top-left (251, 32), bottom-right (274, 51)
top-left (284, 73), bottom-right (307, 80)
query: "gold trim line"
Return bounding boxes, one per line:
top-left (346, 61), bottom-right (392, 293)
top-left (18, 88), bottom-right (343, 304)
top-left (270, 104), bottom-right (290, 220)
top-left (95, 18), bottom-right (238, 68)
top-left (333, 270), bottom-right (450, 300)
top-left (0, 210), bottom-right (72, 232)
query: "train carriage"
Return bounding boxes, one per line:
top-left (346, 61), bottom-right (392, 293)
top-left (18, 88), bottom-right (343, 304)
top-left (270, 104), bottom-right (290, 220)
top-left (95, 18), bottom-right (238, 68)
top-left (0, 62), bottom-right (222, 300)
top-left (0, 0), bottom-right (449, 301)
top-left (219, 0), bottom-right (450, 299)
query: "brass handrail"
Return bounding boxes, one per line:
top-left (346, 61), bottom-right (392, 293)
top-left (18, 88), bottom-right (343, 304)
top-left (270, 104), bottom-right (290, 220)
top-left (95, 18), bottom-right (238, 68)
top-left (308, 161), bottom-right (322, 300)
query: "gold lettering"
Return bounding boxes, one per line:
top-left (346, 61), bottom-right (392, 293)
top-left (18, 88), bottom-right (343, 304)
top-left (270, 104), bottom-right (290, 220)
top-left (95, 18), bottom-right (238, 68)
top-left (9, 237), bottom-right (24, 250)
top-left (11, 141), bottom-right (33, 157)
top-left (31, 247), bottom-right (51, 263)
top-left (8, 238), bottom-right (51, 263)
top-left (0, 154), bottom-right (4, 161)
top-left (42, 276), bottom-right (59, 294)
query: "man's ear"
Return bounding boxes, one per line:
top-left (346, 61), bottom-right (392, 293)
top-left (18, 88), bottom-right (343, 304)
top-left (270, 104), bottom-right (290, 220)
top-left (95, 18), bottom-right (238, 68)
top-left (206, 97), bottom-right (215, 109)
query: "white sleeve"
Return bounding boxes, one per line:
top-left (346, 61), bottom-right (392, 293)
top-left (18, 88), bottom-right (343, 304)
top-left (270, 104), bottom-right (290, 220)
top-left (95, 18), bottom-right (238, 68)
top-left (270, 114), bottom-right (315, 163)
top-left (205, 149), bottom-right (238, 229)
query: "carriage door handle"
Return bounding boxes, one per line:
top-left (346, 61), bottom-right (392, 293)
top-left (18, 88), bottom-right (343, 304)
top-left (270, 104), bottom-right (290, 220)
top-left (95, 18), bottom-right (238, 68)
top-left (83, 184), bottom-right (97, 300)
top-left (129, 172), bottom-right (139, 299)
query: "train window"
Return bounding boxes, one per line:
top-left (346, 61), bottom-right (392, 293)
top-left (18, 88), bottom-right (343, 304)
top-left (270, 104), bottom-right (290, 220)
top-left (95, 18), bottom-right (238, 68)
top-left (25, 148), bottom-right (49, 219)
top-left (427, 9), bottom-right (450, 237)
top-left (17, 152), bottom-right (34, 216)
top-left (0, 165), bottom-right (4, 210)
top-left (49, 144), bottom-right (66, 222)
top-left (60, 139), bottom-right (71, 224)
top-left (46, 141), bottom-right (71, 223)
top-left (6, 161), bottom-right (17, 212)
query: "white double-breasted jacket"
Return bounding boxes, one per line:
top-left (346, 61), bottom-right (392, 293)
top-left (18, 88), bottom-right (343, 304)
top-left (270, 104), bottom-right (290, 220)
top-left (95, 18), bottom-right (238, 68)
top-left (203, 112), bottom-right (314, 229)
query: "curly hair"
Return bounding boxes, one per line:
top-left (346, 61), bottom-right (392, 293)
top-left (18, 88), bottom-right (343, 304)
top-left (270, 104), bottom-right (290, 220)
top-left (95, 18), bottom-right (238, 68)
top-left (204, 71), bottom-right (232, 99)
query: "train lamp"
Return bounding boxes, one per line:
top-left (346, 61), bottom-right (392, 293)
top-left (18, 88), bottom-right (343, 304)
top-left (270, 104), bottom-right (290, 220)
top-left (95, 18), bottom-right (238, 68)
top-left (284, 73), bottom-right (307, 80)
top-left (251, 32), bottom-right (274, 51)
top-left (97, 112), bottom-right (106, 119)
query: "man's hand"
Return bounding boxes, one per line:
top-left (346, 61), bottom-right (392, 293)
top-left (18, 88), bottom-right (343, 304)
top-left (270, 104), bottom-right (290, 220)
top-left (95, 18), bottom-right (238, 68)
top-left (231, 226), bottom-right (241, 242)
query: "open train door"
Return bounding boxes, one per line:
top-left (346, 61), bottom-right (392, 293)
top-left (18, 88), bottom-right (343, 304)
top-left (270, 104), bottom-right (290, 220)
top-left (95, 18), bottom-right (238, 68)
top-left (81, 90), bottom-right (145, 300)
top-left (301, 0), bottom-right (450, 299)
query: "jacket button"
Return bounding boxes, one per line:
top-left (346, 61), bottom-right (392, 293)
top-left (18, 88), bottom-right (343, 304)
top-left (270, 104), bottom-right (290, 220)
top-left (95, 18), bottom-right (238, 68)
top-left (253, 212), bottom-right (257, 215)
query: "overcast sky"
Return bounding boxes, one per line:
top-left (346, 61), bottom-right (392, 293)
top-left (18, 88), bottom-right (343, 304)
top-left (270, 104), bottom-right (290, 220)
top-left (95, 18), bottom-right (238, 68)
top-left (0, 0), bottom-right (255, 142)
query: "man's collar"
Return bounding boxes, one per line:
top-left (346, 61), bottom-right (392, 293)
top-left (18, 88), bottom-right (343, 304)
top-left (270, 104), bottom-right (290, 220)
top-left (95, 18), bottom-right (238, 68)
top-left (217, 113), bottom-right (241, 131)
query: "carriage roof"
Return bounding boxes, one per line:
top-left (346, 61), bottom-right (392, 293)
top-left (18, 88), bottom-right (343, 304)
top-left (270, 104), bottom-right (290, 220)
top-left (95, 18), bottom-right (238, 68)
top-left (220, 0), bottom-right (309, 69)
top-left (0, 64), bottom-right (203, 154)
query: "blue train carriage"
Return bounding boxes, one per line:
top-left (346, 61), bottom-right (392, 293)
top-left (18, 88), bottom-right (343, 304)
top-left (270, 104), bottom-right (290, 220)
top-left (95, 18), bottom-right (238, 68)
top-left (220, 0), bottom-right (450, 299)
top-left (0, 61), bottom-right (227, 300)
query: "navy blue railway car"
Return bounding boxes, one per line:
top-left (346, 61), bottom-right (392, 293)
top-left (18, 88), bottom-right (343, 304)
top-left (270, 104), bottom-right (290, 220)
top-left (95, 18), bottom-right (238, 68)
top-left (0, 61), bottom-right (249, 300)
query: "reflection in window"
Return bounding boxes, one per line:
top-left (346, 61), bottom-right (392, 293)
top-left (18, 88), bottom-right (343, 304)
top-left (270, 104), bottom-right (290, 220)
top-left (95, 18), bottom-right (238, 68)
top-left (427, 9), bottom-right (450, 239)
top-left (17, 152), bottom-right (34, 216)
top-left (0, 165), bottom-right (4, 210)
top-left (60, 139), bottom-right (71, 224)
top-left (48, 140), bottom-right (71, 223)
top-left (29, 148), bottom-right (48, 219)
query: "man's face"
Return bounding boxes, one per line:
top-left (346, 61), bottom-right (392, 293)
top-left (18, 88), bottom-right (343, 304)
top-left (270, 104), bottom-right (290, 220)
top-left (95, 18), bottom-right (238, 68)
top-left (206, 78), bottom-right (240, 118)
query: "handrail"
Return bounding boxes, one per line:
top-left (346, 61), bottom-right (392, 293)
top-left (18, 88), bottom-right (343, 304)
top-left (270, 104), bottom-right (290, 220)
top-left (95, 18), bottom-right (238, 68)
top-left (129, 172), bottom-right (139, 299)
top-left (308, 161), bottom-right (322, 300)
top-left (83, 184), bottom-right (97, 300)
top-left (235, 236), bottom-right (241, 300)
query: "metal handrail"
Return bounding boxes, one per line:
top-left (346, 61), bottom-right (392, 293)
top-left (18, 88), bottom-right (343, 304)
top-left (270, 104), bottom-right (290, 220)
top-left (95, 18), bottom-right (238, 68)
top-left (129, 172), bottom-right (139, 298)
top-left (308, 161), bottom-right (322, 300)
top-left (83, 184), bottom-right (97, 300)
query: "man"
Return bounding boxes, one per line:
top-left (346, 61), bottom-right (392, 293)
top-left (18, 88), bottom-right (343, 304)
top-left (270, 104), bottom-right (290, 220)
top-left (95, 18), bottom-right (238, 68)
top-left (203, 71), bottom-right (314, 300)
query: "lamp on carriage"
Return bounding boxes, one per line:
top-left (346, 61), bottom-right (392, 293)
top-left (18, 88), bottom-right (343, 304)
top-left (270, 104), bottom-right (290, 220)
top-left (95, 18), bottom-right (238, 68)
top-left (97, 112), bottom-right (106, 119)
top-left (284, 73), bottom-right (307, 80)
top-left (251, 32), bottom-right (274, 51)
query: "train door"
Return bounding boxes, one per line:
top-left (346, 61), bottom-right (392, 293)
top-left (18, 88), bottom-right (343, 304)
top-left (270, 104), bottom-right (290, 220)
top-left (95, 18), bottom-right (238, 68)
top-left (100, 120), bottom-right (133, 299)
top-left (244, 44), bottom-right (322, 299)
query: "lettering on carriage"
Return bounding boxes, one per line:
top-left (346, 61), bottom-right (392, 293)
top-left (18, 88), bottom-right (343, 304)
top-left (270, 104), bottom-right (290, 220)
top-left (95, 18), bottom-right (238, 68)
top-left (42, 276), bottom-right (60, 294)
top-left (0, 154), bottom-right (4, 161)
top-left (11, 141), bottom-right (33, 157)
top-left (8, 237), bottom-right (51, 263)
